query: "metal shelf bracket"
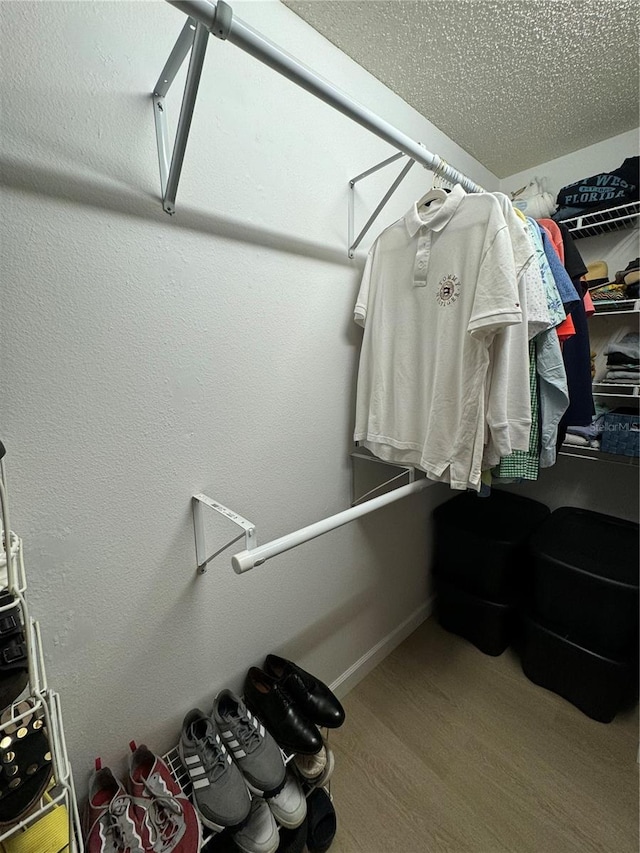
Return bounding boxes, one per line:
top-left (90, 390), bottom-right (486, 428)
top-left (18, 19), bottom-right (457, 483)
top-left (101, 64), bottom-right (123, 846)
top-left (348, 152), bottom-right (416, 258)
top-left (350, 452), bottom-right (416, 506)
top-left (152, 2), bottom-right (233, 214)
top-left (153, 17), bottom-right (209, 215)
top-left (192, 493), bottom-right (257, 574)
top-left (157, 1), bottom-right (484, 220)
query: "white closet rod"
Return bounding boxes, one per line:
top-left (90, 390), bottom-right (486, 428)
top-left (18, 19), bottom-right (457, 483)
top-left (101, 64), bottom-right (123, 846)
top-left (231, 478), bottom-right (431, 574)
top-left (164, 1), bottom-right (458, 573)
top-left (164, 0), bottom-right (484, 194)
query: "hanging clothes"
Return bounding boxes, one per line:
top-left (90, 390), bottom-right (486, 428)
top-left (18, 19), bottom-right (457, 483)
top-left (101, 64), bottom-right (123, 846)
top-left (555, 227), bottom-right (595, 434)
top-left (487, 219), bottom-right (571, 481)
top-left (482, 193), bottom-right (536, 468)
top-left (525, 219), bottom-right (567, 328)
top-left (537, 223), bottom-right (580, 312)
top-left (353, 184), bottom-right (521, 491)
top-left (493, 340), bottom-right (541, 481)
top-left (537, 328), bottom-right (570, 467)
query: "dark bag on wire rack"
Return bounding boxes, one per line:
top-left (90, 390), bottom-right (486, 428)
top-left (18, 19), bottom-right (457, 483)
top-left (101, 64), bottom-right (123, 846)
top-left (556, 157), bottom-right (639, 209)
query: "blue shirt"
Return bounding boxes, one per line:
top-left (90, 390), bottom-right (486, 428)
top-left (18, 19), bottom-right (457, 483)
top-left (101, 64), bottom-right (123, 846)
top-left (536, 223), bottom-right (580, 312)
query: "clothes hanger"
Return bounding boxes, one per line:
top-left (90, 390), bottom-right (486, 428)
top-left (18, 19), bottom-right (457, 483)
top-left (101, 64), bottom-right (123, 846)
top-left (417, 186), bottom-right (449, 209)
top-left (417, 159), bottom-right (454, 209)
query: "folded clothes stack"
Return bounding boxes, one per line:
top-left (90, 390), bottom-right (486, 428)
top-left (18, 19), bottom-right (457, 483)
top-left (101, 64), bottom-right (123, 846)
top-left (565, 415), bottom-right (605, 448)
top-left (604, 332), bottom-right (640, 384)
top-left (565, 403), bottom-right (611, 449)
top-left (563, 434), bottom-right (598, 448)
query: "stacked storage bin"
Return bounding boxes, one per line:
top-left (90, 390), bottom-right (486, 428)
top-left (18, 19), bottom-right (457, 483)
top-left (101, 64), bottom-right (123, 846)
top-left (521, 507), bottom-right (639, 723)
top-left (432, 491), bottom-right (550, 656)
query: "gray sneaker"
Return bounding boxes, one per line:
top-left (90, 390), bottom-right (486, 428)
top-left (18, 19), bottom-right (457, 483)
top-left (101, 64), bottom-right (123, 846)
top-left (178, 709), bottom-right (251, 831)
top-left (213, 690), bottom-right (286, 797)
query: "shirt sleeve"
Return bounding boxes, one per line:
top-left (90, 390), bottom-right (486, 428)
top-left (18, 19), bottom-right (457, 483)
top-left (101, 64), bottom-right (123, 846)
top-left (485, 323), bottom-right (532, 460)
top-left (468, 223), bottom-right (522, 339)
top-left (539, 227), bottom-right (580, 312)
top-left (354, 247), bottom-right (375, 328)
top-left (558, 222), bottom-right (588, 281)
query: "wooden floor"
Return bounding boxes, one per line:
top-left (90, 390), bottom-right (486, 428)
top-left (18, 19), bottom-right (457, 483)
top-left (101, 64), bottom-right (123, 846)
top-left (327, 619), bottom-right (638, 853)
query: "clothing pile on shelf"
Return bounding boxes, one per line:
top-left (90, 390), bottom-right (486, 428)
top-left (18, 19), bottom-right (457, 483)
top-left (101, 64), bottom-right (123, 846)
top-left (551, 156), bottom-right (639, 224)
top-left (565, 330), bottom-right (640, 457)
top-left (604, 333), bottom-right (640, 385)
top-left (564, 403), bottom-right (609, 450)
top-left (353, 183), bottom-right (594, 492)
top-left (84, 656), bottom-right (343, 853)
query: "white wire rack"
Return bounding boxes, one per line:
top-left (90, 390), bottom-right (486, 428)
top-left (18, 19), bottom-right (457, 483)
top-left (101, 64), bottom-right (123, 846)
top-left (592, 382), bottom-right (640, 400)
top-left (0, 624), bottom-right (84, 849)
top-left (592, 298), bottom-right (640, 316)
top-left (0, 454), bottom-right (84, 851)
top-left (558, 443), bottom-right (639, 466)
top-left (0, 533), bottom-right (26, 598)
top-left (562, 200), bottom-right (640, 239)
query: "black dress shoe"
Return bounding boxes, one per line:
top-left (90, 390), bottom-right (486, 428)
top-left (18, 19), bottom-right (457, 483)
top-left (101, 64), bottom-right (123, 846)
top-left (244, 667), bottom-right (323, 755)
top-left (264, 655), bottom-right (345, 729)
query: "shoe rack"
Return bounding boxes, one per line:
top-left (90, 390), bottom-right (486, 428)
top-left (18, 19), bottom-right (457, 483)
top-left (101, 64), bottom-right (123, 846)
top-left (0, 444), bottom-right (84, 851)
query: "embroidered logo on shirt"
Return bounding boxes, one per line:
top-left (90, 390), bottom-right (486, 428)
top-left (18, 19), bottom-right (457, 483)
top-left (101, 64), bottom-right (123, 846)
top-left (436, 274), bottom-right (460, 307)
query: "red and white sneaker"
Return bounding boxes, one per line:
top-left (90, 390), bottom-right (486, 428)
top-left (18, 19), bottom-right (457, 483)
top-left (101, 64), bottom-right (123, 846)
top-left (84, 761), bottom-right (146, 853)
top-left (127, 743), bottom-right (201, 853)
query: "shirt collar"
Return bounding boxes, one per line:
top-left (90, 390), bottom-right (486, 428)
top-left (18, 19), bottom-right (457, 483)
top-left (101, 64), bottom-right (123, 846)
top-left (404, 183), bottom-right (466, 237)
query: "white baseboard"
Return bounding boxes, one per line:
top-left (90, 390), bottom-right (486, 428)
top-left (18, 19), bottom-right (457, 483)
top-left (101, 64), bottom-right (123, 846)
top-left (329, 598), bottom-right (434, 699)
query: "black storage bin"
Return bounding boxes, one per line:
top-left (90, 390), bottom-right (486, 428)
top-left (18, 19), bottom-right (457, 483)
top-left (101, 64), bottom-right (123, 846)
top-left (433, 490), bottom-right (550, 603)
top-left (528, 508), bottom-right (639, 656)
top-left (520, 615), bottom-right (638, 723)
top-left (436, 578), bottom-right (512, 656)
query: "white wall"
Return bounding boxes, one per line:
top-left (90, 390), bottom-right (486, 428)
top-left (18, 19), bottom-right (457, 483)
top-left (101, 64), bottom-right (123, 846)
top-left (0, 1), bottom-right (496, 796)
top-left (499, 132), bottom-right (639, 523)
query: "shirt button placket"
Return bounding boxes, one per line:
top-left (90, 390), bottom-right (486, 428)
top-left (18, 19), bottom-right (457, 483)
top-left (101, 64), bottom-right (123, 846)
top-left (413, 231), bottom-right (431, 286)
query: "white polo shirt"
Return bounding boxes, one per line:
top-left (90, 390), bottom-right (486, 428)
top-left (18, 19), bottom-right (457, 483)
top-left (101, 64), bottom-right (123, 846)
top-left (354, 184), bottom-right (521, 491)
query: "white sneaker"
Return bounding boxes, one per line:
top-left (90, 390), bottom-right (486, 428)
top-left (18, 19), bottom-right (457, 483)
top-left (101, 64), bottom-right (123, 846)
top-left (233, 797), bottom-right (280, 853)
top-left (293, 745), bottom-right (327, 781)
top-left (265, 769), bottom-right (307, 829)
top-left (312, 742), bottom-right (335, 789)
top-left (294, 740), bottom-right (335, 790)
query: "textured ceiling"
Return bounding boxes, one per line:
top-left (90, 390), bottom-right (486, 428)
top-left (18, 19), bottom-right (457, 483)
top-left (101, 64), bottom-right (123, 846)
top-left (283, 0), bottom-right (640, 177)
